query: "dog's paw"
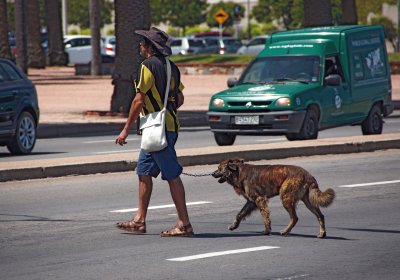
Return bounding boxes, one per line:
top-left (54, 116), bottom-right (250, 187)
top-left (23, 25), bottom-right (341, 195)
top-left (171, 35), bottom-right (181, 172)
top-left (228, 223), bottom-right (238, 231)
top-left (280, 230), bottom-right (289, 236)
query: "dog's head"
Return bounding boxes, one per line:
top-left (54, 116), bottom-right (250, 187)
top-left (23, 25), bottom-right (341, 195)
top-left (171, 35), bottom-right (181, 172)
top-left (212, 158), bottom-right (244, 184)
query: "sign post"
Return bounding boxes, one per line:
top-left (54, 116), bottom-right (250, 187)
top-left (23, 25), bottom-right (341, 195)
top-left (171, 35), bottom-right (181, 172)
top-left (214, 8), bottom-right (229, 40)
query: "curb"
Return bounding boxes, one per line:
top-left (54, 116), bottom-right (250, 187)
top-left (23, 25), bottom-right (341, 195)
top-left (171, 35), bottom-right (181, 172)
top-left (37, 110), bottom-right (208, 138)
top-left (2, 136), bottom-right (400, 182)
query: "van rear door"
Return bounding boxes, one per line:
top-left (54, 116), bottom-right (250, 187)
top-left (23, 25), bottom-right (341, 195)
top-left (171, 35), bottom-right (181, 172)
top-left (346, 27), bottom-right (391, 122)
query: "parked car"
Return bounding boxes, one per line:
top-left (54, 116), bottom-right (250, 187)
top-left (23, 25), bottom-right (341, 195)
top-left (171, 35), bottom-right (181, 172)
top-left (237, 35), bottom-right (269, 55)
top-left (208, 25), bottom-right (393, 145)
top-left (171, 37), bottom-right (208, 55)
top-left (202, 37), bottom-right (243, 54)
top-left (64, 35), bottom-right (110, 64)
top-left (103, 35), bottom-right (116, 57)
top-left (0, 58), bottom-right (39, 155)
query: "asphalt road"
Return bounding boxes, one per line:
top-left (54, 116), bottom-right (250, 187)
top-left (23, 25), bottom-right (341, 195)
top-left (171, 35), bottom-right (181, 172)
top-left (1, 151), bottom-right (399, 279)
top-left (1, 112), bottom-right (400, 161)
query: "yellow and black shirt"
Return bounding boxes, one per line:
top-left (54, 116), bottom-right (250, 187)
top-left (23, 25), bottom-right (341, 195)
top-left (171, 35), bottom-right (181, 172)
top-left (137, 55), bottom-right (184, 133)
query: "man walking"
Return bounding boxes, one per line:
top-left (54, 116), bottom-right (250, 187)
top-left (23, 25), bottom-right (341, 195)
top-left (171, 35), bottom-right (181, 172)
top-left (115, 27), bottom-right (193, 237)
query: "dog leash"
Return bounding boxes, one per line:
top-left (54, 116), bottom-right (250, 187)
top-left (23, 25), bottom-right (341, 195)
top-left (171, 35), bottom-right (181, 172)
top-left (181, 171), bottom-right (213, 177)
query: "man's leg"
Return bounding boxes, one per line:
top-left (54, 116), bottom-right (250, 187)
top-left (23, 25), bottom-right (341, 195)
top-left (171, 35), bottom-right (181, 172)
top-left (168, 176), bottom-right (190, 226)
top-left (134, 175), bottom-right (153, 223)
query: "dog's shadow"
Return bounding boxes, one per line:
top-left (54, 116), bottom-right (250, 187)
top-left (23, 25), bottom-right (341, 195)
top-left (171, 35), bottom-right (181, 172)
top-left (193, 230), bottom-right (350, 240)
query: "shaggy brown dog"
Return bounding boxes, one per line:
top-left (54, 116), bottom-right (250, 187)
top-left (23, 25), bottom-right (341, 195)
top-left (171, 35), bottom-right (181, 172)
top-left (212, 158), bottom-right (335, 238)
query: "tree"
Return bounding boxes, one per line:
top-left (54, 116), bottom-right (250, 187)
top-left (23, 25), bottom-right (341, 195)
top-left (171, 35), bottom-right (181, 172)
top-left (68, 0), bottom-right (113, 29)
top-left (206, 1), bottom-right (244, 29)
top-left (303, 0), bottom-right (332, 27)
top-left (252, 0), bottom-right (302, 30)
top-left (0, 0), bottom-right (12, 60)
top-left (90, 0), bottom-right (101, 75)
top-left (150, 0), bottom-right (208, 36)
top-left (27, 0), bottom-right (46, 68)
top-left (371, 15), bottom-right (397, 50)
top-left (110, 0), bottom-right (150, 113)
top-left (15, 0), bottom-right (28, 73)
top-left (45, 0), bottom-right (67, 66)
top-left (339, 0), bottom-right (357, 24)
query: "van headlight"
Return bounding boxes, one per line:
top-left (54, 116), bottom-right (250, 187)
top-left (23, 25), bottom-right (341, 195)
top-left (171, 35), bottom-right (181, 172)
top-left (212, 98), bottom-right (225, 108)
top-left (275, 97), bottom-right (291, 107)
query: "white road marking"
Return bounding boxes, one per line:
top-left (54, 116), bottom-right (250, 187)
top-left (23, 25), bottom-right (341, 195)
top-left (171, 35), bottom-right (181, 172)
top-left (110, 201), bottom-right (212, 213)
top-left (338, 179), bottom-right (400, 188)
top-left (166, 246), bottom-right (279, 262)
top-left (93, 149), bottom-right (140, 154)
top-left (83, 138), bottom-right (139, 144)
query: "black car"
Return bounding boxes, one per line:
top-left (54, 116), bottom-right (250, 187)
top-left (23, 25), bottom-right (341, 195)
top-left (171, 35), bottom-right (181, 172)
top-left (0, 59), bottom-right (39, 155)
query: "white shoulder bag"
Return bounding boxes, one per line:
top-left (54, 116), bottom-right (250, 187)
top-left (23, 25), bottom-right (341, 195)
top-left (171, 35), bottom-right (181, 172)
top-left (139, 58), bottom-right (171, 152)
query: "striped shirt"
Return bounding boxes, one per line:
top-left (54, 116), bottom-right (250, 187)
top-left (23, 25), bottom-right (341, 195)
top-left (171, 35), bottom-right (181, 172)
top-left (137, 55), bottom-right (184, 133)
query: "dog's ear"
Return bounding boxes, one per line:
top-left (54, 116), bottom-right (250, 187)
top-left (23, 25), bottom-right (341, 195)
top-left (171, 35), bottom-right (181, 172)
top-left (228, 160), bottom-right (239, 171)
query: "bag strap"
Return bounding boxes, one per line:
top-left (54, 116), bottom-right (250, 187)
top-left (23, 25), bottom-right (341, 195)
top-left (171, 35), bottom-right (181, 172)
top-left (163, 58), bottom-right (171, 109)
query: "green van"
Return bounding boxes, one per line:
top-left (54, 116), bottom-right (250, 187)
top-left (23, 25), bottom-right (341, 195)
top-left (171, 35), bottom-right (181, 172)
top-left (207, 25), bottom-right (394, 145)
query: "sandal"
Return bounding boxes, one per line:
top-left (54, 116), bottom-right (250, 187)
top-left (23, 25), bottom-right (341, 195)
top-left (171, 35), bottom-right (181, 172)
top-left (116, 220), bottom-right (146, 233)
top-left (160, 223), bottom-right (194, 237)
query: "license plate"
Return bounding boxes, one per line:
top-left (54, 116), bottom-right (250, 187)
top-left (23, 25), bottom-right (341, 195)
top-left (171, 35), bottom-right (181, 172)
top-left (235, 116), bottom-right (259, 125)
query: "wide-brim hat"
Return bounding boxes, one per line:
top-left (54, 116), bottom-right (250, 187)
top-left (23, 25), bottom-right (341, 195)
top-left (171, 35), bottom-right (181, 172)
top-left (135, 27), bottom-right (172, 56)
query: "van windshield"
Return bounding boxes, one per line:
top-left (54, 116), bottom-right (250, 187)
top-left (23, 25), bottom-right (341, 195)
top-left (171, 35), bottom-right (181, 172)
top-left (239, 56), bottom-right (321, 85)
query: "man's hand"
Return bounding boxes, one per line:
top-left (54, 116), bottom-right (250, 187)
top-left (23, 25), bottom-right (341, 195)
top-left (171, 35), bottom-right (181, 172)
top-left (115, 129), bottom-right (128, 146)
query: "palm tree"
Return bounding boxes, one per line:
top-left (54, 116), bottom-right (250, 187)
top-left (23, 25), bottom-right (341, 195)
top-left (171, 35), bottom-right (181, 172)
top-left (0, 0), bottom-right (12, 60)
top-left (45, 0), bottom-right (67, 66)
top-left (90, 0), bottom-right (101, 76)
top-left (303, 0), bottom-right (333, 27)
top-left (15, 0), bottom-right (28, 73)
top-left (340, 0), bottom-right (357, 25)
top-left (110, 0), bottom-right (150, 113)
top-left (27, 0), bottom-right (46, 68)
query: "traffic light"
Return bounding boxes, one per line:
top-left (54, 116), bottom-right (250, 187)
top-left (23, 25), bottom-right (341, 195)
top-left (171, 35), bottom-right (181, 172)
top-left (233, 5), bottom-right (241, 20)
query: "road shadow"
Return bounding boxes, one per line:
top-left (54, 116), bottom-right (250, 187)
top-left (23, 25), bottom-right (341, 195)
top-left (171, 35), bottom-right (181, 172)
top-left (336, 227), bottom-right (400, 235)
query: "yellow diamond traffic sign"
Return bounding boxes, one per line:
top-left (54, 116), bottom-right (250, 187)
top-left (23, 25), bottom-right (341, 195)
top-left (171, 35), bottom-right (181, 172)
top-left (214, 8), bottom-right (229, 24)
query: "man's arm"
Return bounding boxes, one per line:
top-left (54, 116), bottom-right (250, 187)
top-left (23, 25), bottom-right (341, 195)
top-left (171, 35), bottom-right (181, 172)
top-left (115, 92), bottom-right (146, 146)
top-left (177, 91), bottom-right (184, 109)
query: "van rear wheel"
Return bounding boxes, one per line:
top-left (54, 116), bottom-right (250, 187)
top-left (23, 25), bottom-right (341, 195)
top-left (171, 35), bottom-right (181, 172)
top-left (361, 104), bottom-right (383, 135)
top-left (286, 109), bottom-right (318, 141)
top-left (214, 133), bottom-right (236, 146)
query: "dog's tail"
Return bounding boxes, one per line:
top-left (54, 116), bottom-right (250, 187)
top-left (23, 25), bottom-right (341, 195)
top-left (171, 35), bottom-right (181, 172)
top-left (309, 179), bottom-right (335, 208)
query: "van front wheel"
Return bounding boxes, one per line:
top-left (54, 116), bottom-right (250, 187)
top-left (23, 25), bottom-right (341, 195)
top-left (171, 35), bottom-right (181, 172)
top-left (214, 133), bottom-right (236, 146)
top-left (286, 109), bottom-right (318, 141)
top-left (361, 104), bottom-right (383, 135)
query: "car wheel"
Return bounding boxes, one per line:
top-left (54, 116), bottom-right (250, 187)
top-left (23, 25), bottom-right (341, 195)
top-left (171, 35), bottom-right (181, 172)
top-left (361, 104), bottom-right (383, 135)
top-left (286, 109), bottom-right (318, 141)
top-left (214, 133), bottom-right (236, 146)
top-left (7, 111), bottom-right (37, 155)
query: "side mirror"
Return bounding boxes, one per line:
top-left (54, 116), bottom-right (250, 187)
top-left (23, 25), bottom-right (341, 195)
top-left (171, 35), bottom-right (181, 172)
top-left (227, 77), bottom-right (238, 88)
top-left (324, 74), bottom-right (341, 86)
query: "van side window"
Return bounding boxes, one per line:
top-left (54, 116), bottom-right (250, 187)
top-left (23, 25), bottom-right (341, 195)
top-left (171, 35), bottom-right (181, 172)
top-left (324, 56), bottom-right (345, 82)
top-left (350, 36), bottom-right (387, 82)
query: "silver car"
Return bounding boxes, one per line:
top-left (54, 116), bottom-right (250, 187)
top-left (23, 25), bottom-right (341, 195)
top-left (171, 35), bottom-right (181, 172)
top-left (237, 35), bottom-right (269, 55)
top-left (202, 37), bottom-right (243, 54)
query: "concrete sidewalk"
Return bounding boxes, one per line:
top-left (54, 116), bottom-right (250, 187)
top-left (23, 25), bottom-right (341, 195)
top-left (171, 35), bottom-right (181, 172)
top-left (0, 67), bottom-right (399, 182)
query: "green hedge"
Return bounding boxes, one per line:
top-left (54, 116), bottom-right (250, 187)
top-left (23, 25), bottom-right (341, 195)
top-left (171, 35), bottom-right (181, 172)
top-left (171, 53), bottom-right (400, 64)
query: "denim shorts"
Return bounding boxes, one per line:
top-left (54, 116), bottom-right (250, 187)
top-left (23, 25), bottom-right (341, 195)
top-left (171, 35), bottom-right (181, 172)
top-left (136, 132), bottom-right (183, 181)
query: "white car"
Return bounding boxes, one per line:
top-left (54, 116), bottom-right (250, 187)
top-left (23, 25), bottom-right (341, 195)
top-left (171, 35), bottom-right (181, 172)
top-left (236, 35), bottom-right (269, 55)
top-left (64, 35), bottom-right (107, 65)
top-left (171, 37), bottom-right (208, 55)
